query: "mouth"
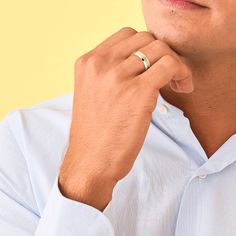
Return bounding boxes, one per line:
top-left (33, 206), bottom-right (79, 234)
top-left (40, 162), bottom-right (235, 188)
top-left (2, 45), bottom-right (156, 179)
top-left (159, 0), bottom-right (209, 10)
top-left (187, 0), bottom-right (209, 8)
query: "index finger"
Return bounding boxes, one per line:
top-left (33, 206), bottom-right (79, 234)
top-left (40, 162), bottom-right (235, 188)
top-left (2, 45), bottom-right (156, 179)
top-left (94, 27), bottom-right (137, 52)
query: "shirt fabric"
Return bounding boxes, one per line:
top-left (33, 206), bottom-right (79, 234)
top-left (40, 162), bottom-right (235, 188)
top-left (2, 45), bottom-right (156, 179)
top-left (0, 91), bottom-right (236, 236)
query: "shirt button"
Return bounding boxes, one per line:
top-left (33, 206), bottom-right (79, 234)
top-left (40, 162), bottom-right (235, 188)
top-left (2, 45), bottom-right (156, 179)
top-left (198, 174), bottom-right (207, 179)
top-left (157, 104), bottom-right (168, 114)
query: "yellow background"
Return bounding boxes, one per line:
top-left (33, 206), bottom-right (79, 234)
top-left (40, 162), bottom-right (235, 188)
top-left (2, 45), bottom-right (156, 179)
top-left (0, 0), bottom-right (146, 120)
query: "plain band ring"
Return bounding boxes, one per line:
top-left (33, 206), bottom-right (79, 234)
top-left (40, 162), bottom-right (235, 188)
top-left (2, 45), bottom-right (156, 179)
top-left (132, 50), bottom-right (151, 71)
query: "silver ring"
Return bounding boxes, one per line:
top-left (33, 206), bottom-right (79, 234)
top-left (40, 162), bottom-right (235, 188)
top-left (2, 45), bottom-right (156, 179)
top-left (132, 50), bottom-right (151, 71)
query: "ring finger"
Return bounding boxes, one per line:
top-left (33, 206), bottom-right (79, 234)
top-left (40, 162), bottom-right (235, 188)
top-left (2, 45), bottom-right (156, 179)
top-left (115, 40), bottom-right (180, 78)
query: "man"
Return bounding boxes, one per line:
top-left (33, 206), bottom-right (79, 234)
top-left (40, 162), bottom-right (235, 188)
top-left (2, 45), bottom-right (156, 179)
top-left (0, 0), bottom-right (235, 235)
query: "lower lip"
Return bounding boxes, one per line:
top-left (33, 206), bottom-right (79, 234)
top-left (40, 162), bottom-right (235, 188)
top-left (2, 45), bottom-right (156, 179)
top-left (159, 0), bottom-right (205, 10)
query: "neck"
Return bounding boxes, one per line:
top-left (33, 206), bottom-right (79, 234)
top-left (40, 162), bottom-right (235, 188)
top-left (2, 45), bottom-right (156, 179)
top-left (159, 54), bottom-right (236, 158)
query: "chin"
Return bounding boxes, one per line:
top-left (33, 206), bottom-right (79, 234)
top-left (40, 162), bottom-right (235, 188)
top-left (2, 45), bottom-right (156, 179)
top-left (141, 0), bottom-right (214, 59)
top-left (150, 27), bottom-right (189, 52)
top-left (147, 24), bottom-right (206, 61)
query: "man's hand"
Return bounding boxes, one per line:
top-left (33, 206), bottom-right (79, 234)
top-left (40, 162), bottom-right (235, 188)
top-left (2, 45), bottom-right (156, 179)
top-left (58, 27), bottom-right (194, 211)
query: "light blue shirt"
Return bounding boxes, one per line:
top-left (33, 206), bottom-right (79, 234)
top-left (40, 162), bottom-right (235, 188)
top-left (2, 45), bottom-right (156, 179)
top-left (0, 92), bottom-right (236, 236)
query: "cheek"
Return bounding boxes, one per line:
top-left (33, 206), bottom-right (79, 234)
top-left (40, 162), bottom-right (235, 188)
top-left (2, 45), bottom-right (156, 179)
top-left (210, 6), bottom-right (236, 48)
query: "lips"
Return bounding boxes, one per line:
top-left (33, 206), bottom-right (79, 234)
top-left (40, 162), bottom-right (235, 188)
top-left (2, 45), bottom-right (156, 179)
top-left (160, 0), bottom-right (209, 9)
top-left (187, 0), bottom-right (209, 8)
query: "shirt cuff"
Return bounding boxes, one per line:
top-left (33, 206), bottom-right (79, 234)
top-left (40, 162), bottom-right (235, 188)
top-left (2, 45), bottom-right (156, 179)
top-left (34, 174), bottom-right (115, 236)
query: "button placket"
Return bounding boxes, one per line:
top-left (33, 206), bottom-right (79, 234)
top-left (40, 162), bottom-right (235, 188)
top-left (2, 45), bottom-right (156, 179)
top-left (174, 175), bottom-right (202, 236)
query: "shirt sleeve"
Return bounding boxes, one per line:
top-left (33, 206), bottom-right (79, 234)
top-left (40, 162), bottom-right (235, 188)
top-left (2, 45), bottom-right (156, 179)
top-left (34, 174), bottom-right (115, 236)
top-left (0, 111), bottom-right (115, 236)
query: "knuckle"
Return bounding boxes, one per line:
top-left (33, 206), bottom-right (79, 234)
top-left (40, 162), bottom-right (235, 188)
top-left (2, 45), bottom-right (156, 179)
top-left (96, 46), bottom-right (116, 62)
top-left (107, 67), bottom-right (124, 81)
top-left (74, 54), bottom-right (90, 68)
top-left (75, 54), bottom-right (104, 76)
top-left (95, 48), bottom-right (108, 57)
top-left (161, 55), bottom-right (180, 70)
top-left (121, 26), bottom-right (137, 35)
top-left (85, 55), bottom-right (105, 75)
top-left (137, 31), bottom-right (156, 41)
top-left (157, 55), bottom-right (182, 79)
top-left (87, 54), bottom-right (102, 66)
top-left (152, 40), bottom-right (169, 50)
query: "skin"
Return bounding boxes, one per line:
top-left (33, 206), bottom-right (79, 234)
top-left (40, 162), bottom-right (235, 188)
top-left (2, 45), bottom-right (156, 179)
top-left (59, 28), bottom-right (193, 211)
top-left (59, 1), bottom-right (236, 211)
top-left (142, 0), bottom-right (236, 158)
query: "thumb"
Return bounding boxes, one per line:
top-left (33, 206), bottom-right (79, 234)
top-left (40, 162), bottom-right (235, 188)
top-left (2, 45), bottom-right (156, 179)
top-left (140, 54), bottom-right (194, 93)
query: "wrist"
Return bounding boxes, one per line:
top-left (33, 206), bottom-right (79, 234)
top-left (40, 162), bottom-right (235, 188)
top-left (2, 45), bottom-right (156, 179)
top-left (58, 172), bottom-right (116, 211)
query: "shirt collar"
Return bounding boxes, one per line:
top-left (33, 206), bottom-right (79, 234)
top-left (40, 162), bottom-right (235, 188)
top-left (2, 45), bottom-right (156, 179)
top-left (153, 91), bottom-right (185, 119)
top-left (151, 91), bottom-right (236, 173)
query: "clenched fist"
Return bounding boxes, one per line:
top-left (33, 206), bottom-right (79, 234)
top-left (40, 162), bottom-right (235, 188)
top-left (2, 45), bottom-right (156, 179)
top-left (58, 27), bottom-right (194, 211)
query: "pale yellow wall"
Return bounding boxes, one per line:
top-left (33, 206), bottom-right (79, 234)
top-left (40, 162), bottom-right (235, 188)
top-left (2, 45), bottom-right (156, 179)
top-left (0, 0), bottom-right (146, 120)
